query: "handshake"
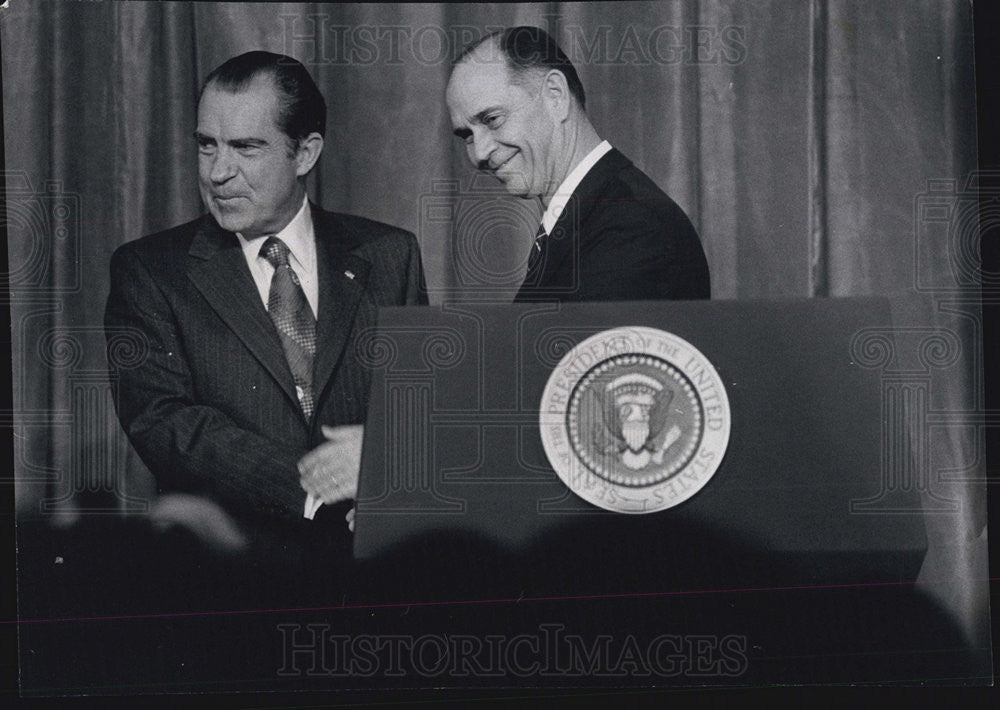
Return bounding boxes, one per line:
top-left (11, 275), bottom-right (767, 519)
top-left (298, 424), bottom-right (363, 530)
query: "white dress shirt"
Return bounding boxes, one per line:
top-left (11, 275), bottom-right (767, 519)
top-left (541, 140), bottom-right (613, 235)
top-left (236, 194), bottom-right (318, 317)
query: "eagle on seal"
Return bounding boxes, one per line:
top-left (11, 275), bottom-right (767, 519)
top-left (589, 373), bottom-right (682, 470)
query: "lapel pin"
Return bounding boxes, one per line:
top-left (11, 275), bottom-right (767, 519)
top-left (344, 270), bottom-right (356, 280)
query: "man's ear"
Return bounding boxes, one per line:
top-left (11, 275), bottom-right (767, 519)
top-left (541, 69), bottom-right (572, 123)
top-left (295, 132), bottom-right (324, 176)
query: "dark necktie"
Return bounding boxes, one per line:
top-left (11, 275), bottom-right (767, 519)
top-left (261, 237), bottom-right (317, 420)
top-left (524, 224), bottom-right (548, 286)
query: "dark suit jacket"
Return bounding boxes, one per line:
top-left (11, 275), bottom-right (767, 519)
top-left (104, 205), bottom-right (427, 550)
top-left (514, 148), bottom-right (710, 302)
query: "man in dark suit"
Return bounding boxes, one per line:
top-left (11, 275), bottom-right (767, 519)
top-left (104, 52), bottom-right (426, 574)
top-left (446, 27), bottom-right (710, 302)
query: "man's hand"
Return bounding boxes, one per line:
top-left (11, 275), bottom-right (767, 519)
top-left (298, 424), bottom-right (363, 505)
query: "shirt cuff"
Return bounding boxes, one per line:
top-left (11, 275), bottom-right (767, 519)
top-left (304, 493), bottom-right (323, 520)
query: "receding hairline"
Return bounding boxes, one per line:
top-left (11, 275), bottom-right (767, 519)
top-left (450, 36), bottom-right (548, 94)
top-left (200, 69), bottom-right (280, 101)
top-left (197, 74), bottom-right (303, 155)
top-left (197, 74), bottom-right (285, 127)
top-left (453, 29), bottom-right (503, 66)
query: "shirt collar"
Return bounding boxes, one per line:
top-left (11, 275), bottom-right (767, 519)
top-left (541, 140), bottom-right (613, 235)
top-left (237, 194), bottom-right (315, 271)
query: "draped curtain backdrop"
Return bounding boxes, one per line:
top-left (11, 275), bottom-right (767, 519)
top-left (3, 0), bottom-right (982, 645)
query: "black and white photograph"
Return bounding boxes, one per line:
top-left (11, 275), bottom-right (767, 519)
top-left (2, 0), bottom-right (993, 701)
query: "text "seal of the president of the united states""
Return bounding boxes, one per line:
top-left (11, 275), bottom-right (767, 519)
top-left (540, 327), bottom-right (730, 513)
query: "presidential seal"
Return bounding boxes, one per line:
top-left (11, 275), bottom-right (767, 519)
top-left (539, 327), bottom-right (730, 513)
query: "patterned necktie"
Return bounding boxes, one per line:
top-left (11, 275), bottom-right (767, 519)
top-left (261, 237), bottom-right (317, 420)
top-left (524, 224), bottom-right (548, 286)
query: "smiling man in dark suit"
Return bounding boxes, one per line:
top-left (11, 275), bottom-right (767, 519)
top-left (446, 27), bottom-right (710, 302)
top-left (104, 51), bottom-right (426, 574)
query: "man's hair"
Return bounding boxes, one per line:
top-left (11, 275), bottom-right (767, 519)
top-left (456, 27), bottom-right (586, 110)
top-left (200, 51), bottom-right (326, 143)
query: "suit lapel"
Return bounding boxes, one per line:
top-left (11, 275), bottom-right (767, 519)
top-left (186, 217), bottom-right (300, 406)
top-left (312, 209), bottom-right (372, 404)
top-left (529, 148), bottom-right (633, 292)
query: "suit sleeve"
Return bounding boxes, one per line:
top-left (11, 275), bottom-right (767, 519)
top-left (574, 206), bottom-right (711, 301)
top-left (104, 245), bottom-right (309, 522)
top-left (403, 231), bottom-right (430, 306)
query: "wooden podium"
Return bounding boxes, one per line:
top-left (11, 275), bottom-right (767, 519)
top-left (355, 297), bottom-right (932, 585)
top-left (346, 297), bottom-right (982, 685)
